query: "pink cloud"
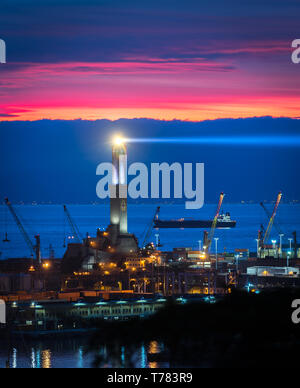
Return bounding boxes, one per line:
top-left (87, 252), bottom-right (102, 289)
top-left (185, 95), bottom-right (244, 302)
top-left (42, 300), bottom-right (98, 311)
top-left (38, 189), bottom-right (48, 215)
top-left (0, 47), bottom-right (299, 122)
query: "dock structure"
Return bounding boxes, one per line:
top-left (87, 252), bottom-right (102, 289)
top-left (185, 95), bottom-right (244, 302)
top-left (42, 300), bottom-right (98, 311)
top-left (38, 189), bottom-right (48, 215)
top-left (5, 296), bottom-right (193, 337)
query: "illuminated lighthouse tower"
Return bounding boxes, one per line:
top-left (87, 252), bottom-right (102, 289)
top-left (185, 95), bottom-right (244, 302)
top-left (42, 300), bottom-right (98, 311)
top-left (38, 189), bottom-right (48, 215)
top-left (62, 135), bottom-right (138, 272)
top-left (105, 135), bottom-right (138, 254)
top-left (110, 136), bottom-right (128, 234)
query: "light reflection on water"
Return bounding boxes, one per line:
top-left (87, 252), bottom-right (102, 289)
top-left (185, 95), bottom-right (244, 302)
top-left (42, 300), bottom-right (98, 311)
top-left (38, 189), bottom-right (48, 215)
top-left (42, 350), bottom-right (51, 369)
top-left (0, 339), bottom-right (168, 369)
top-left (149, 341), bottom-right (161, 354)
top-left (148, 341), bottom-right (167, 369)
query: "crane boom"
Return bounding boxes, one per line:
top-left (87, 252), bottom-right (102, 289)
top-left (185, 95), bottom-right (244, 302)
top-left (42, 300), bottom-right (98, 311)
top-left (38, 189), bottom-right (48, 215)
top-left (63, 205), bottom-right (82, 243)
top-left (262, 192), bottom-right (282, 246)
top-left (206, 192), bottom-right (225, 253)
top-left (4, 198), bottom-right (36, 258)
top-left (142, 206), bottom-right (160, 247)
top-left (260, 202), bottom-right (283, 235)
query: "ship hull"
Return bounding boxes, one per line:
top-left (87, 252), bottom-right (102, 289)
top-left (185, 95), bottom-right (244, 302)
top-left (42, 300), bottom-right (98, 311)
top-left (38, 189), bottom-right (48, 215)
top-left (154, 220), bottom-right (236, 229)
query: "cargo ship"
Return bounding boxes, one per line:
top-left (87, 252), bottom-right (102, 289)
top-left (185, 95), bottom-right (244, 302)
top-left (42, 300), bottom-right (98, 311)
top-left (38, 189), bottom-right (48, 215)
top-left (154, 212), bottom-right (236, 229)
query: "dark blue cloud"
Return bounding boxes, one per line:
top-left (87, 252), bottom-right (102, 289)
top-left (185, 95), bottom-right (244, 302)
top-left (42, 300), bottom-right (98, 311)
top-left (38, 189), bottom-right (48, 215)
top-left (0, 117), bottom-right (299, 203)
top-left (1, 0), bottom-right (298, 63)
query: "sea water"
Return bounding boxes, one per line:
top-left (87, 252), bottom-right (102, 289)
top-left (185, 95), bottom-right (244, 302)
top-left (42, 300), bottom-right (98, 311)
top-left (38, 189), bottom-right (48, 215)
top-left (0, 203), bottom-right (299, 260)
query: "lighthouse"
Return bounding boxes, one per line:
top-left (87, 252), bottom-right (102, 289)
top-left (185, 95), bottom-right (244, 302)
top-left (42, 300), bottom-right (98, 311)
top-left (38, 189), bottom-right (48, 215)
top-left (104, 135), bottom-right (138, 254)
top-left (110, 136), bottom-right (128, 234)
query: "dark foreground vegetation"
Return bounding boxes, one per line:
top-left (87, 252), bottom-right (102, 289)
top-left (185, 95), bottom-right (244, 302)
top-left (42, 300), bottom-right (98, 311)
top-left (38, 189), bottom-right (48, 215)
top-left (88, 289), bottom-right (300, 368)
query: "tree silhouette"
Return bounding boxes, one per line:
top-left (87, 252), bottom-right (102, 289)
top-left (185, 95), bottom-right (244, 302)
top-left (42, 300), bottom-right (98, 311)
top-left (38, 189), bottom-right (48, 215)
top-left (87, 289), bottom-right (300, 368)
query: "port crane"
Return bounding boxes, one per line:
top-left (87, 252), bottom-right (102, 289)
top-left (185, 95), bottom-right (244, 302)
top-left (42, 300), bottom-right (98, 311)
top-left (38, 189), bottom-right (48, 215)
top-left (4, 198), bottom-right (41, 262)
top-left (63, 205), bottom-right (82, 244)
top-left (204, 192), bottom-right (225, 253)
top-left (262, 192), bottom-right (282, 247)
top-left (260, 202), bottom-right (283, 236)
top-left (3, 232), bottom-right (10, 243)
top-left (2, 204), bottom-right (10, 242)
top-left (141, 206), bottom-right (161, 248)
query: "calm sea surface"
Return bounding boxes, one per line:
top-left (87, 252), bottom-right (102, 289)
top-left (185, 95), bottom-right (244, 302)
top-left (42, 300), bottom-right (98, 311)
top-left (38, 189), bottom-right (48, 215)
top-left (0, 203), bottom-right (300, 259)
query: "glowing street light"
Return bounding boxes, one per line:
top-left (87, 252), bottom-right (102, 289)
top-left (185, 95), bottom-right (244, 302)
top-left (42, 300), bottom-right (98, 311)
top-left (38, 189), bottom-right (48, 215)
top-left (288, 238), bottom-right (293, 254)
top-left (214, 237), bottom-right (219, 271)
top-left (198, 240), bottom-right (202, 252)
top-left (255, 238), bottom-right (260, 258)
top-left (155, 234), bottom-right (160, 247)
top-left (235, 254), bottom-right (240, 271)
top-left (279, 234), bottom-right (284, 258)
top-left (42, 262), bottom-right (50, 270)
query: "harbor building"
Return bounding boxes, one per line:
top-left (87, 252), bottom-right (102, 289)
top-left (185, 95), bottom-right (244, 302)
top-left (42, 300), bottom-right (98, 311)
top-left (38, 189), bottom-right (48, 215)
top-left (6, 297), bottom-right (174, 336)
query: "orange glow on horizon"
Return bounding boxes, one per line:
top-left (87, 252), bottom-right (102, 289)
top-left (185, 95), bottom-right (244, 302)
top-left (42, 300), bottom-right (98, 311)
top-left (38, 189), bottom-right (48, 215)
top-left (1, 101), bottom-right (300, 122)
top-left (1, 58), bottom-right (299, 122)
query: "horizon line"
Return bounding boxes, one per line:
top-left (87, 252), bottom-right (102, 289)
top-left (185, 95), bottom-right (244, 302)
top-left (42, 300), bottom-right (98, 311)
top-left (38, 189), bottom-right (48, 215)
top-left (0, 115), bottom-right (300, 124)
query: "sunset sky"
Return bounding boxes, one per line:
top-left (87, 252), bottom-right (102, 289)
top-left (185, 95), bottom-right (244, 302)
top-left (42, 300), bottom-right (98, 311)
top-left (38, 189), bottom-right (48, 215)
top-left (0, 0), bottom-right (299, 121)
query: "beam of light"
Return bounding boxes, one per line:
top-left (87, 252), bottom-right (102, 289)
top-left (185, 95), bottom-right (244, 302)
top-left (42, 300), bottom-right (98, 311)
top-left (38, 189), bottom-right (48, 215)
top-left (112, 134), bottom-right (126, 146)
top-left (123, 136), bottom-right (300, 146)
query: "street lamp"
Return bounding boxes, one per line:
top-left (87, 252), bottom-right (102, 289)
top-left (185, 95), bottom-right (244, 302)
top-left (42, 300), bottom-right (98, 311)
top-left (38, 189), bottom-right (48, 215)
top-left (198, 240), bottom-right (202, 252)
top-left (288, 238), bottom-right (293, 252)
top-left (272, 240), bottom-right (277, 250)
top-left (214, 238), bottom-right (219, 271)
top-left (235, 254), bottom-right (239, 271)
top-left (155, 234), bottom-right (160, 247)
top-left (279, 234), bottom-right (284, 258)
top-left (255, 238), bottom-right (260, 258)
top-left (288, 238), bottom-right (293, 264)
